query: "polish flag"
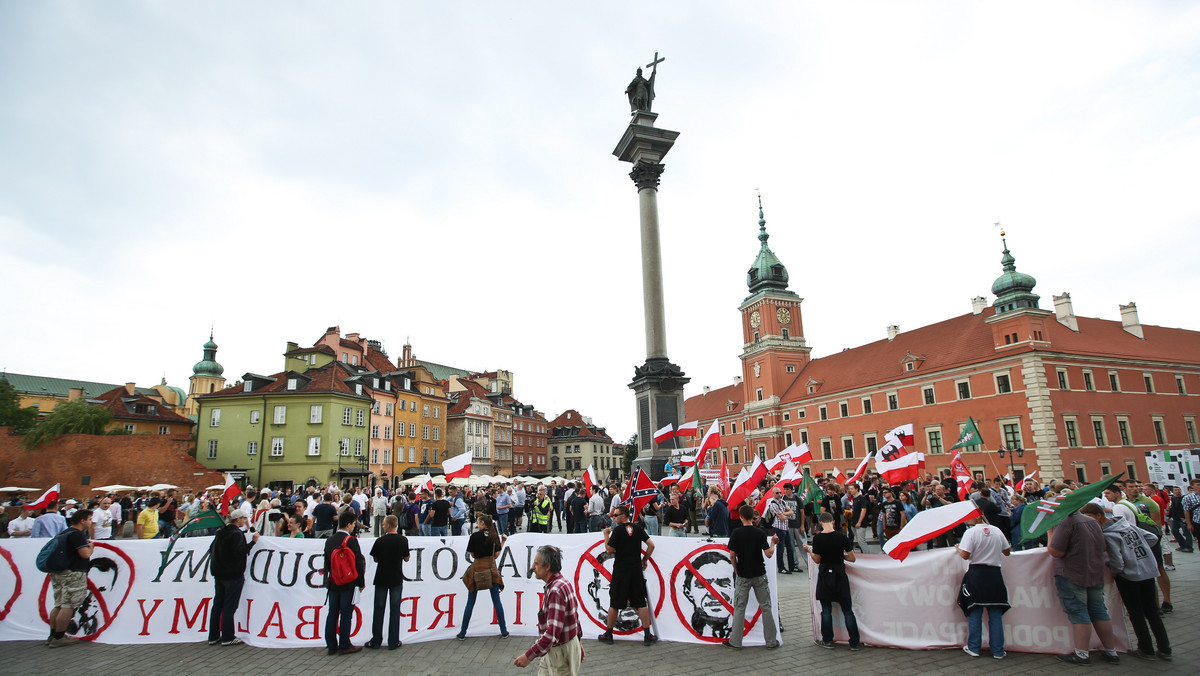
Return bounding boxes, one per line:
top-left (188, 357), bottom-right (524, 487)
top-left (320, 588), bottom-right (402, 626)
top-left (764, 446), bottom-right (793, 473)
top-left (674, 421), bottom-right (700, 437)
top-left (694, 420), bottom-right (720, 469)
top-left (1015, 471), bottom-right (1038, 492)
top-left (718, 455), bottom-right (731, 500)
top-left (219, 475), bottom-right (242, 516)
top-left (582, 465), bottom-right (599, 493)
top-left (659, 476), bottom-right (679, 487)
top-left (677, 465), bottom-right (697, 492)
top-left (727, 456), bottom-right (768, 511)
top-left (653, 424), bottom-right (675, 444)
top-left (883, 500), bottom-right (982, 561)
top-left (845, 452), bottom-right (872, 485)
top-left (26, 483), bottom-right (60, 510)
top-left (789, 443), bottom-right (813, 467)
top-left (831, 467), bottom-right (847, 484)
top-left (885, 423), bottom-right (915, 447)
top-left (442, 451), bottom-right (472, 481)
top-left (950, 452), bottom-right (973, 500)
top-left (677, 453), bottom-right (697, 467)
top-left (754, 462), bottom-right (802, 515)
top-left (875, 438), bottom-right (921, 484)
top-left (419, 474), bottom-right (435, 493)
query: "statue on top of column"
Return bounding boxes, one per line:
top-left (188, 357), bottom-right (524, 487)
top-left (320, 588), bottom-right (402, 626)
top-left (626, 53), bottom-right (664, 113)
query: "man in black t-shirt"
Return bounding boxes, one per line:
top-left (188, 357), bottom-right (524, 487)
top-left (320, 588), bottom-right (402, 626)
top-left (724, 504), bottom-right (780, 650)
top-left (848, 484), bottom-right (870, 553)
top-left (367, 515), bottom-right (410, 650)
top-left (569, 490), bottom-right (589, 533)
top-left (805, 511), bottom-right (861, 649)
top-left (426, 488), bottom-right (452, 536)
top-left (46, 510), bottom-right (94, 647)
top-left (312, 493), bottom-right (338, 539)
top-left (598, 505), bottom-right (657, 645)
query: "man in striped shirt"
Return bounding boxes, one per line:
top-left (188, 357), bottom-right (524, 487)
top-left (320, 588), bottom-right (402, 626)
top-left (515, 545), bottom-right (583, 675)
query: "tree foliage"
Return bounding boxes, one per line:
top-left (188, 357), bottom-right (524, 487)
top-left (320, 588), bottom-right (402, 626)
top-left (0, 380), bottom-right (39, 434)
top-left (22, 397), bottom-right (117, 449)
top-left (622, 434), bottom-right (638, 476)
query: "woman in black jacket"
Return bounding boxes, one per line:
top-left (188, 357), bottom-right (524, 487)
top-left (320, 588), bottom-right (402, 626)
top-left (456, 514), bottom-right (509, 640)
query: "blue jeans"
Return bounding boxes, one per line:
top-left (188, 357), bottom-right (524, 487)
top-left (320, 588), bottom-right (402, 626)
top-left (573, 520), bottom-right (587, 533)
top-left (968, 607), bottom-right (1005, 656)
top-left (820, 590), bottom-right (860, 646)
top-left (419, 522), bottom-right (431, 536)
top-left (457, 585), bottom-right (507, 638)
top-left (774, 527), bottom-right (795, 571)
top-left (371, 583), bottom-right (403, 648)
top-left (325, 587), bottom-right (357, 652)
top-left (643, 515), bottom-right (659, 536)
top-left (430, 525), bottom-right (448, 537)
top-left (588, 516), bottom-right (603, 532)
top-left (208, 576), bottom-right (244, 642)
top-left (451, 518), bottom-right (465, 536)
top-left (1169, 517), bottom-right (1193, 551)
top-left (497, 512), bottom-right (509, 535)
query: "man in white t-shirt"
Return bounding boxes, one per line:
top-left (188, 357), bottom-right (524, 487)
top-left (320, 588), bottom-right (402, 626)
top-left (109, 496), bottom-right (124, 537)
top-left (956, 515), bottom-right (1012, 659)
top-left (7, 508), bottom-right (35, 537)
top-left (92, 498), bottom-right (115, 539)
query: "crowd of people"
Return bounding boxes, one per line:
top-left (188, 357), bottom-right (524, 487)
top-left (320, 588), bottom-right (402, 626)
top-left (6, 469), bottom-right (1198, 671)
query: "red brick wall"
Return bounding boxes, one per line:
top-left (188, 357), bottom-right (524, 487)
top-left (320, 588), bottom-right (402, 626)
top-left (0, 427), bottom-right (223, 499)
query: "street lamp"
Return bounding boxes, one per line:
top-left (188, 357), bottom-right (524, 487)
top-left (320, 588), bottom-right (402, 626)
top-left (997, 445), bottom-right (1024, 482)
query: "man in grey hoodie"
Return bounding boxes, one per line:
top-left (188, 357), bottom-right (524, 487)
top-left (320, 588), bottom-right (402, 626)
top-left (1079, 503), bottom-right (1171, 661)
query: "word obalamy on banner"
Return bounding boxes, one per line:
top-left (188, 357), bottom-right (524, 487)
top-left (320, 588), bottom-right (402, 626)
top-left (0, 533), bottom-right (780, 648)
top-left (808, 547), bottom-right (1129, 654)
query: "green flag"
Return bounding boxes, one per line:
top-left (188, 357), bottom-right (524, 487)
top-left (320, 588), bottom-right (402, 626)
top-left (949, 417), bottom-right (985, 451)
top-left (156, 508), bottom-right (226, 578)
top-left (796, 472), bottom-right (824, 509)
top-left (1018, 473), bottom-right (1123, 544)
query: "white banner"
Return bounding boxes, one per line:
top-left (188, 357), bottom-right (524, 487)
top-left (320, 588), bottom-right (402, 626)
top-left (0, 533), bottom-right (780, 648)
top-left (808, 548), bottom-right (1129, 653)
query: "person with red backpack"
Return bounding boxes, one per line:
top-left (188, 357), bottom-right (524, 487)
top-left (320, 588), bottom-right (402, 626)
top-left (323, 508), bottom-right (365, 655)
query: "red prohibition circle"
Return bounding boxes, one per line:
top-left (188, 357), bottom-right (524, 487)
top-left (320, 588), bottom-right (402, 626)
top-left (38, 541), bottom-right (135, 641)
top-left (572, 538), bottom-right (665, 635)
top-left (0, 546), bottom-right (21, 621)
top-left (669, 543), bottom-right (762, 643)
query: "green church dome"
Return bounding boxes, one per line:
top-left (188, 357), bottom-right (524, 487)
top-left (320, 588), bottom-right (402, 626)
top-left (193, 331), bottom-right (224, 377)
top-left (991, 241), bottom-right (1040, 314)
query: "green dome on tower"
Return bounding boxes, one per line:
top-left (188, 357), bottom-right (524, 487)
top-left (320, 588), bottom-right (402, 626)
top-left (991, 239), bottom-right (1040, 314)
top-left (746, 196), bottom-right (790, 295)
top-left (192, 330), bottom-right (224, 377)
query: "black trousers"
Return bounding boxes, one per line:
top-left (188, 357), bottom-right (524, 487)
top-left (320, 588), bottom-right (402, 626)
top-left (1114, 575), bottom-right (1170, 655)
top-left (208, 576), bottom-right (244, 642)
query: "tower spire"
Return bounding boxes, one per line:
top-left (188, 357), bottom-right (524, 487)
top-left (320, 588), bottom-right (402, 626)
top-left (745, 193), bottom-right (790, 296)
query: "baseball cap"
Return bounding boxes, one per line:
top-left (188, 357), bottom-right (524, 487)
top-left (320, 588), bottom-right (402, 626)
top-left (229, 508), bottom-right (252, 521)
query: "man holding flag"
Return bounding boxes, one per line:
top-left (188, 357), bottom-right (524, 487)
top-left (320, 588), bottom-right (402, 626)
top-left (207, 508), bottom-right (258, 646)
top-left (1047, 489), bottom-right (1121, 665)
top-left (598, 505), bottom-right (658, 646)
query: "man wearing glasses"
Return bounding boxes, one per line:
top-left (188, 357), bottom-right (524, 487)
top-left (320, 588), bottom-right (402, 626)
top-left (767, 488), bottom-right (797, 574)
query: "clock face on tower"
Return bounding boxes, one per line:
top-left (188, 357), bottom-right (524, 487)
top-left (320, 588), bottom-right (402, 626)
top-left (749, 310), bottom-right (761, 328)
top-left (777, 307), bottom-right (791, 325)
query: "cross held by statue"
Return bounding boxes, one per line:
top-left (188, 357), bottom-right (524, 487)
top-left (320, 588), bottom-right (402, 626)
top-left (646, 52), bottom-right (665, 70)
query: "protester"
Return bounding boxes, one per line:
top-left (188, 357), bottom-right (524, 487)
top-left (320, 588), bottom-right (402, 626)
top-left (880, 490), bottom-right (907, 550)
top-left (848, 484), bottom-right (870, 552)
top-left (956, 512), bottom-right (1011, 659)
top-left (323, 509), bottom-right (366, 655)
top-left (426, 488), bottom-right (452, 537)
top-left (365, 514), bottom-right (410, 650)
top-left (312, 493), bottom-right (338, 539)
top-left (449, 485), bottom-right (468, 536)
top-left (568, 488), bottom-right (588, 534)
top-left (721, 504), bottom-right (780, 650)
top-left (1048, 499), bottom-right (1119, 665)
top-left (32, 501), bottom-right (67, 539)
top-left (780, 484), bottom-right (804, 571)
top-left (8, 507), bottom-right (34, 538)
top-left (45, 510), bottom-right (93, 648)
top-left (514, 545), bottom-right (583, 674)
top-left (806, 512), bottom-right (861, 650)
top-left (641, 493), bottom-right (661, 536)
top-left (598, 505), bottom-right (657, 646)
top-left (495, 487), bottom-right (513, 536)
top-left (285, 514), bottom-right (307, 538)
top-left (158, 489), bottom-right (179, 539)
top-left (587, 485), bottom-right (606, 533)
top-left (512, 483), bottom-right (527, 533)
top-left (458, 513), bottom-right (509, 640)
top-left (706, 488), bottom-right (730, 538)
top-left (1081, 502), bottom-right (1171, 661)
top-left (531, 486), bottom-right (553, 534)
top-left (91, 497), bottom-right (115, 541)
top-left (664, 492), bottom-right (689, 538)
top-left (207, 508), bottom-right (258, 646)
top-left (371, 488), bottom-right (389, 537)
top-left (135, 497), bottom-right (160, 539)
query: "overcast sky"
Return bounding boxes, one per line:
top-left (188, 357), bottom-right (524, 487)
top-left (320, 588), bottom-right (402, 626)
top-left (3, 1), bottom-right (1198, 442)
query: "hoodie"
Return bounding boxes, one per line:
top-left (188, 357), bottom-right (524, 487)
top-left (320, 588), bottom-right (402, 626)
top-left (1100, 515), bottom-right (1159, 582)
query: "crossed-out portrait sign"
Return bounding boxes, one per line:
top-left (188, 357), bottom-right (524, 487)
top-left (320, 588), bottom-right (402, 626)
top-left (37, 542), bottom-right (136, 641)
top-left (572, 538), bottom-right (664, 637)
top-left (0, 546), bottom-right (21, 622)
top-left (669, 543), bottom-right (761, 643)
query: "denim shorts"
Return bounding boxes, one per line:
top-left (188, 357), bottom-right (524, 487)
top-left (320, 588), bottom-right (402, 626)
top-left (1054, 575), bottom-right (1110, 624)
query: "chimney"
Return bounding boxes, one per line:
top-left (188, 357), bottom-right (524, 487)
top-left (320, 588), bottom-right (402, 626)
top-left (1053, 292), bottom-right (1078, 331)
top-left (886, 325), bottom-right (899, 341)
top-left (733, 376), bottom-right (743, 385)
top-left (702, 386), bottom-right (711, 395)
top-left (124, 382), bottom-right (136, 395)
top-left (1120, 302), bottom-right (1144, 339)
top-left (971, 296), bottom-right (987, 315)
top-left (68, 387), bottom-right (84, 401)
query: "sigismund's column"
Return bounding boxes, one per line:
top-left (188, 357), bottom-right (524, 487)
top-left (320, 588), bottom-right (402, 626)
top-left (614, 56), bottom-right (689, 480)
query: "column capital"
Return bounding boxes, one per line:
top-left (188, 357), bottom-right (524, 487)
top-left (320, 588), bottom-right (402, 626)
top-left (629, 161), bottom-right (665, 191)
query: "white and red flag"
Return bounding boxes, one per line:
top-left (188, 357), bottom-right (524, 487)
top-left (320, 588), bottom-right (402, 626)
top-left (884, 423), bottom-right (915, 447)
top-left (764, 446), bottom-right (793, 473)
top-left (718, 455), bottom-right (731, 500)
top-left (653, 424), bottom-right (675, 444)
top-left (677, 465), bottom-right (697, 492)
top-left (26, 483), bottom-right (60, 510)
top-left (674, 421), bottom-right (700, 437)
top-left (694, 420), bottom-right (720, 469)
top-left (442, 451), bottom-right (472, 481)
top-left (831, 467), bottom-right (847, 484)
top-left (1015, 470), bottom-right (1038, 492)
top-left (419, 474), bottom-right (435, 494)
top-left (950, 451), bottom-right (973, 499)
top-left (727, 456), bottom-right (768, 511)
top-left (883, 500), bottom-right (982, 561)
top-left (219, 475), bottom-right (242, 516)
top-left (582, 465), bottom-right (599, 493)
top-left (875, 438), bottom-right (922, 484)
top-left (845, 452), bottom-right (872, 485)
top-left (754, 462), bottom-right (802, 515)
top-left (658, 476), bottom-right (679, 487)
top-left (789, 442), bottom-right (813, 466)
top-left (677, 453), bottom-right (697, 467)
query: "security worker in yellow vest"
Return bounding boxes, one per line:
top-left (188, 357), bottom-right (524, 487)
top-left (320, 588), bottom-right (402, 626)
top-left (531, 486), bottom-right (553, 533)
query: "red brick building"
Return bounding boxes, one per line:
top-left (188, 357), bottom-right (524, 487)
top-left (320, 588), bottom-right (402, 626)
top-left (685, 210), bottom-right (1200, 484)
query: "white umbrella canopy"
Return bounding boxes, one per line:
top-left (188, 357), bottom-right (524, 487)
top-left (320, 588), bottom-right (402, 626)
top-left (431, 475), bottom-right (449, 484)
top-left (491, 475), bottom-right (511, 483)
top-left (205, 484), bottom-right (226, 490)
top-left (92, 484), bottom-right (138, 492)
top-left (139, 483), bottom-right (179, 492)
top-left (0, 486), bottom-right (42, 492)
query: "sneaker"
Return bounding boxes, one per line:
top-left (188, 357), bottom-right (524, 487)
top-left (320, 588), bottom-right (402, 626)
top-left (597, 632), bottom-right (614, 645)
top-left (643, 633), bottom-right (657, 646)
top-left (849, 644), bottom-right (862, 652)
top-left (1160, 602), bottom-right (1173, 614)
top-left (500, 632), bottom-right (510, 639)
top-left (1164, 565), bottom-right (1175, 571)
top-left (722, 640), bottom-right (742, 650)
top-left (781, 569), bottom-right (792, 574)
top-left (387, 642), bottom-right (402, 650)
top-left (339, 645), bottom-right (362, 655)
top-left (963, 646), bottom-right (981, 657)
top-left (47, 637), bottom-right (80, 648)
top-left (814, 640), bottom-right (834, 649)
top-left (221, 638), bottom-right (243, 646)
top-left (207, 639), bottom-right (219, 645)
top-left (1156, 651), bottom-right (1172, 661)
top-left (1131, 651), bottom-right (1156, 661)
top-left (1099, 652), bottom-right (1120, 665)
top-left (455, 634), bottom-right (465, 641)
top-left (992, 652), bottom-right (1006, 660)
top-left (364, 641), bottom-right (381, 650)
top-left (1056, 653), bottom-right (1092, 666)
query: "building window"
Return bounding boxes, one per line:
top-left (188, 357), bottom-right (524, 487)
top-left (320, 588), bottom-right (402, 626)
top-left (784, 431), bottom-right (793, 446)
top-left (800, 430), bottom-right (808, 445)
top-left (207, 439), bottom-right (218, 459)
top-left (1185, 418), bottom-right (1197, 444)
top-left (731, 422), bottom-right (738, 434)
top-left (1075, 464), bottom-right (1087, 483)
top-left (821, 439), bottom-right (832, 460)
top-left (887, 393), bottom-right (898, 410)
top-left (756, 416), bottom-right (765, 429)
top-left (865, 435), bottom-right (877, 455)
top-left (271, 437), bottom-right (284, 456)
top-left (410, 400), bottom-right (417, 412)
top-left (355, 438), bottom-right (363, 456)
top-left (927, 429), bottom-right (943, 455)
top-left (371, 448), bottom-right (379, 464)
top-left (1153, 418), bottom-right (1166, 445)
top-left (923, 387), bottom-right (935, 405)
top-left (422, 425), bottom-right (430, 440)
top-left (273, 406), bottom-right (286, 424)
top-left (310, 405), bottom-right (323, 423)
top-left (210, 408), bottom-right (221, 427)
top-left (424, 405), bottom-right (430, 417)
top-left (782, 412), bottom-right (790, 422)
top-left (356, 409), bottom-right (365, 426)
top-left (124, 423), bottom-right (136, 433)
top-left (786, 364), bottom-right (795, 373)
top-left (819, 406), bottom-right (828, 421)
top-left (343, 407), bottom-right (352, 425)
top-left (1065, 419), bottom-right (1079, 447)
top-left (782, 328), bottom-right (790, 339)
top-left (1092, 418), bottom-right (1106, 447)
top-left (756, 388), bottom-right (763, 401)
top-left (247, 441), bottom-right (258, 455)
top-left (995, 374), bottom-right (1012, 394)
top-left (250, 410), bottom-right (260, 424)
top-left (861, 397), bottom-right (872, 414)
top-left (797, 409), bottom-right (806, 419)
top-left (839, 402), bottom-right (849, 417)
top-left (409, 447), bottom-right (416, 463)
top-left (1177, 375), bottom-right (1187, 394)
top-left (385, 403), bottom-right (393, 416)
top-left (758, 444), bottom-right (767, 461)
top-left (1125, 462), bottom-right (1138, 481)
top-left (956, 380), bottom-right (971, 400)
top-left (307, 437), bottom-right (321, 456)
top-left (1114, 419), bottom-right (1129, 446)
top-left (1002, 422), bottom-right (1022, 449)
top-left (1143, 373), bottom-right (1155, 393)
top-left (1109, 372), bottom-right (1120, 391)
top-left (339, 438), bottom-right (350, 456)
top-left (371, 425), bottom-right (380, 439)
top-left (384, 425), bottom-right (392, 440)
top-left (1082, 371), bottom-right (1094, 391)
top-left (432, 427), bottom-right (440, 441)
top-left (1057, 370), bottom-right (1069, 390)
top-left (434, 407), bottom-right (440, 419)
top-left (409, 422), bottom-right (417, 437)
top-left (1100, 462), bottom-right (1111, 476)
